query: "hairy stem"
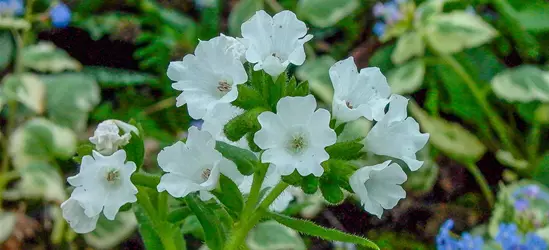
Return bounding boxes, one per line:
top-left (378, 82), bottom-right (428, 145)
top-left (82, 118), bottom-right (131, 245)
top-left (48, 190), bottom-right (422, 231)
top-left (240, 167), bottom-right (267, 219)
top-left (225, 182), bottom-right (289, 250)
top-left (465, 162), bottom-right (494, 207)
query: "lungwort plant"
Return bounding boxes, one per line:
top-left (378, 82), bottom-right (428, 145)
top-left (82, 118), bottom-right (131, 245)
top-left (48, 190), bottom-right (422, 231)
top-left (57, 9), bottom-right (429, 250)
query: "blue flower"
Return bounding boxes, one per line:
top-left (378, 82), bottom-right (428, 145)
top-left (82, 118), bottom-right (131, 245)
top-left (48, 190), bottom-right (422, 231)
top-left (372, 2), bottom-right (385, 17)
top-left (0, 0), bottom-right (23, 15)
top-left (458, 233), bottom-right (483, 250)
top-left (373, 22), bottom-right (386, 37)
top-left (496, 223), bottom-right (522, 249)
top-left (436, 219), bottom-right (459, 250)
top-left (524, 233), bottom-right (548, 250)
top-left (49, 2), bottom-right (71, 28)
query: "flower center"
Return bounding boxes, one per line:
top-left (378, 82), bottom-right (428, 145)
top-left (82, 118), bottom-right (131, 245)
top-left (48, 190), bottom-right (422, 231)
top-left (105, 169), bottom-right (120, 183)
top-left (217, 81), bottom-right (231, 93)
top-left (345, 100), bottom-right (353, 109)
top-left (201, 168), bottom-right (211, 181)
top-left (286, 134), bottom-right (308, 155)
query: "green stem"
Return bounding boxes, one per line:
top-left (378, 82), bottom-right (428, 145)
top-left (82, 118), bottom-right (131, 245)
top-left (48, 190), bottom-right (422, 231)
top-left (157, 191), bottom-right (168, 220)
top-left (438, 54), bottom-right (522, 158)
top-left (131, 172), bottom-right (161, 189)
top-left (240, 167), bottom-right (267, 219)
top-left (225, 182), bottom-right (289, 250)
top-left (464, 162), bottom-right (494, 207)
top-left (526, 122), bottom-right (541, 164)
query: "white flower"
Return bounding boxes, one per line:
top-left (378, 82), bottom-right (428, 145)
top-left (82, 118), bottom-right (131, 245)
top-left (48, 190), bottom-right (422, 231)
top-left (222, 34), bottom-right (247, 63)
top-left (238, 165), bottom-right (294, 212)
top-left (60, 197), bottom-right (100, 234)
top-left (254, 95), bottom-right (336, 177)
top-left (66, 150), bottom-right (137, 221)
top-left (349, 160), bottom-right (407, 218)
top-left (364, 95), bottom-right (429, 171)
top-left (241, 10), bottom-right (313, 76)
top-left (201, 103), bottom-right (248, 149)
top-left (156, 127), bottom-right (238, 199)
top-left (167, 35), bottom-right (248, 119)
top-left (89, 119), bottom-right (138, 155)
top-left (329, 57), bottom-right (391, 123)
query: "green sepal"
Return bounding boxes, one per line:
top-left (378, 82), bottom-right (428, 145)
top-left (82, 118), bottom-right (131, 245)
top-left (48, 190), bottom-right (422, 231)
top-left (334, 123), bottom-right (346, 136)
top-left (267, 212), bottom-right (379, 250)
top-left (292, 80), bottom-right (310, 97)
top-left (322, 160), bottom-right (357, 192)
top-left (231, 84), bottom-right (269, 110)
top-left (211, 175), bottom-right (244, 219)
top-left (281, 170), bottom-right (304, 186)
top-left (125, 131), bottom-right (145, 170)
top-left (184, 194), bottom-right (226, 250)
top-left (250, 69), bottom-right (269, 97)
top-left (73, 144), bottom-right (94, 164)
top-left (215, 141), bottom-right (257, 175)
top-left (269, 73), bottom-right (289, 110)
top-left (325, 140), bottom-right (364, 161)
top-left (223, 107), bottom-right (265, 142)
top-left (246, 132), bottom-right (261, 152)
top-left (301, 174), bottom-right (319, 194)
top-left (319, 177), bottom-right (344, 204)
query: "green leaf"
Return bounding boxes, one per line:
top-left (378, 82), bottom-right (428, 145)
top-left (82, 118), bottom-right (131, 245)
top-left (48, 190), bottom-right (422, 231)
top-left (0, 17), bottom-right (30, 30)
top-left (73, 12), bottom-right (140, 40)
top-left (409, 102), bottom-right (486, 163)
top-left (0, 212), bottom-right (16, 243)
top-left (83, 66), bottom-right (156, 87)
top-left (414, 0), bottom-right (445, 25)
top-left (84, 212), bottom-right (137, 249)
top-left (73, 144), bottom-right (94, 164)
top-left (22, 42), bottom-right (81, 73)
top-left (212, 175), bottom-right (244, 217)
top-left (223, 108), bottom-right (264, 142)
top-left (184, 195), bottom-right (226, 250)
top-left (391, 31), bottom-right (425, 65)
top-left (297, 0), bottom-right (359, 28)
top-left (533, 154), bottom-right (549, 188)
top-left (125, 131), bottom-right (145, 170)
top-left (268, 212), bottom-right (379, 250)
top-left (495, 150), bottom-right (529, 170)
top-left (319, 178), bottom-right (344, 204)
top-left (296, 56), bottom-right (335, 104)
top-left (246, 220), bottom-right (306, 250)
top-left (4, 162), bottom-right (66, 202)
top-left (387, 59), bottom-right (425, 95)
top-left (215, 141), bottom-right (257, 175)
top-left (228, 0), bottom-right (263, 36)
top-left (491, 65), bottom-right (549, 102)
top-left (301, 175), bottom-right (319, 195)
top-left (369, 44), bottom-right (396, 73)
top-left (134, 204), bottom-right (164, 250)
top-left (1, 73), bottom-right (46, 114)
top-left (167, 207), bottom-right (192, 224)
top-left (325, 140), bottom-right (364, 160)
top-left (8, 118), bottom-right (76, 169)
top-left (40, 73), bottom-right (101, 132)
top-left (232, 84), bottom-right (269, 110)
top-left (0, 31), bottom-right (14, 70)
top-left (516, 5), bottom-right (549, 33)
top-left (425, 11), bottom-right (498, 54)
top-left (199, 0), bottom-right (221, 39)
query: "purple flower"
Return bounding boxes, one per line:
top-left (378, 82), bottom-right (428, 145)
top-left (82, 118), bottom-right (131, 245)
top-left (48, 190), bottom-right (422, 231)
top-left (514, 199), bottom-right (529, 212)
top-left (383, 1), bottom-right (402, 24)
top-left (524, 185), bottom-right (541, 198)
top-left (49, 2), bottom-right (71, 28)
top-left (458, 233), bottom-right (483, 250)
top-left (373, 22), bottom-right (386, 37)
top-left (372, 2), bottom-right (385, 17)
top-left (0, 0), bottom-right (23, 15)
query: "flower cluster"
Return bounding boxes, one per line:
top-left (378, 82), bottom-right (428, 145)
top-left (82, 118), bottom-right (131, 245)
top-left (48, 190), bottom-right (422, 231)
top-left (513, 184), bottom-right (549, 212)
top-left (0, 0), bottom-right (23, 16)
top-left (435, 219), bottom-right (548, 250)
top-left (61, 120), bottom-right (139, 233)
top-left (371, 0), bottom-right (407, 37)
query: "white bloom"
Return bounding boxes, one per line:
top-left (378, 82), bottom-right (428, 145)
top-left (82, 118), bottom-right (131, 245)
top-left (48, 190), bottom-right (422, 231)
top-left (157, 127), bottom-right (238, 199)
top-left (202, 103), bottom-right (248, 149)
top-left (330, 57), bottom-right (391, 123)
top-left (89, 119), bottom-right (138, 155)
top-left (241, 10), bottom-right (313, 76)
top-left (167, 35), bottom-right (248, 119)
top-left (364, 95), bottom-right (429, 171)
top-left (349, 160), bottom-right (407, 218)
top-left (254, 95), bottom-right (336, 177)
top-left (222, 34), bottom-right (248, 63)
top-left (66, 150), bottom-right (137, 221)
top-left (61, 197), bottom-right (100, 234)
